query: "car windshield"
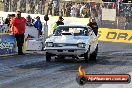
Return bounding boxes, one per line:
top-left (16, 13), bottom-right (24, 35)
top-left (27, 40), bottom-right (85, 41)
top-left (54, 26), bottom-right (89, 36)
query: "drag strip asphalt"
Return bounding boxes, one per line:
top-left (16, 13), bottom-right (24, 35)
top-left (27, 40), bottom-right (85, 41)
top-left (0, 41), bottom-right (132, 88)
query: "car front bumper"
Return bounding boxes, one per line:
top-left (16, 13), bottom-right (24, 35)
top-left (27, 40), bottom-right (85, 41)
top-left (44, 47), bottom-right (87, 56)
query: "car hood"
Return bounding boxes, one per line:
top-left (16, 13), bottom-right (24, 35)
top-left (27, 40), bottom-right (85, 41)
top-left (45, 35), bottom-right (90, 44)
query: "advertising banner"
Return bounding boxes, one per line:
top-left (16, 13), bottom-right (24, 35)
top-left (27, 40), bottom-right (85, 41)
top-left (0, 34), bottom-right (16, 56)
top-left (98, 28), bottom-right (132, 43)
top-left (102, 8), bottom-right (116, 21)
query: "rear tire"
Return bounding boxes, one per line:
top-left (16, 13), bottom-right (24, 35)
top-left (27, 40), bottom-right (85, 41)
top-left (46, 52), bottom-right (51, 62)
top-left (89, 45), bottom-right (98, 61)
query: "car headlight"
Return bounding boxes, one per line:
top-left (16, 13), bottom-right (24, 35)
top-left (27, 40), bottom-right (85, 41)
top-left (78, 43), bottom-right (85, 48)
top-left (46, 42), bottom-right (54, 47)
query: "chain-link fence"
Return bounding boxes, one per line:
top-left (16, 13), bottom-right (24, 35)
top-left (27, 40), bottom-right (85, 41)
top-left (0, 0), bottom-right (61, 15)
top-left (0, 0), bottom-right (47, 14)
top-left (59, 1), bottom-right (131, 30)
top-left (0, 0), bottom-right (131, 30)
top-left (118, 3), bottom-right (132, 29)
top-left (100, 2), bottom-right (132, 30)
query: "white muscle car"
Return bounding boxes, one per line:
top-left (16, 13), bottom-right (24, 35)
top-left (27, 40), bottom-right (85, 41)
top-left (44, 25), bottom-right (98, 63)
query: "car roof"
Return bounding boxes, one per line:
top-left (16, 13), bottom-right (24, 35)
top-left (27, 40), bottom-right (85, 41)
top-left (58, 25), bottom-right (89, 28)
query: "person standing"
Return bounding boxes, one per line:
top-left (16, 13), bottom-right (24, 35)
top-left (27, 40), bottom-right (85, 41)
top-left (26, 15), bottom-right (32, 26)
top-left (4, 15), bottom-right (11, 27)
top-left (34, 16), bottom-right (42, 37)
top-left (10, 11), bottom-right (26, 55)
top-left (53, 16), bottom-right (64, 33)
top-left (87, 18), bottom-right (98, 36)
top-left (80, 3), bottom-right (86, 17)
top-left (48, 2), bottom-right (53, 15)
top-left (124, 13), bottom-right (131, 30)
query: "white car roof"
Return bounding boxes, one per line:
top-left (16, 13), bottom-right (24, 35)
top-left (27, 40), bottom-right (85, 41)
top-left (58, 25), bottom-right (87, 27)
top-left (57, 25), bottom-right (92, 30)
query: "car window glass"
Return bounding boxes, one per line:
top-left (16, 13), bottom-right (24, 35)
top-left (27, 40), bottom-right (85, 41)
top-left (54, 27), bottom-right (89, 36)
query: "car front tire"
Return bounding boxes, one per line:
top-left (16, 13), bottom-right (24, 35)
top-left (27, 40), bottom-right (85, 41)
top-left (89, 45), bottom-right (98, 61)
top-left (84, 46), bottom-right (90, 63)
top-left (46, 52), bottom-right (51, 62)
top-left (84, 51), bottom-right (90, 63)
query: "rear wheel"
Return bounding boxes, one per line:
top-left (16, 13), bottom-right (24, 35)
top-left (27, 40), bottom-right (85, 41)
top-left (89, 45), bottom-right (98, 61)
top-left (46, 52), bottom-right (51, 62)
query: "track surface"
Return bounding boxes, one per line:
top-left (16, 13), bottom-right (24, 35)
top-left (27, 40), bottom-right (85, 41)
top-left (0, 41), bottom-right (132, 88)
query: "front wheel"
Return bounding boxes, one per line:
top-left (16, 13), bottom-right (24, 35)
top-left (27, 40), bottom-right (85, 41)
top-left (84, 51), bottom-right (90, 63)
top-left (46, 52), bottom-right (51, 62)
top-left (84, 46), bottom-right (90, 63)
top-left (89, 45), bottom-right (98, 61)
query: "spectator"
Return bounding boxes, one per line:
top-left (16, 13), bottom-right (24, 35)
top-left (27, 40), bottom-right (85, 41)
top-left (112, 3), bottom-right (116, 9)
top-left (53, 16), bottom-right (64, 33)
top-left (87, 18), bottom-right (98, 36)
top-left (26, 15), bottom-right (33, 26)
top-left (8, 14), bottom-right (15, 33)
top-left (70, 3), bottom-right (76, 17)
top-left (48, 2), bottom-right (53, 15)
top-left (71, 3), bottom-right (78, 17)
top-left (10, 14), bottom-right (15, 20)
top-left (0, 17), bottom-right (3, 26)
top-left (77, 3), bottom-right (81, 17)
top-left (124, 13), bottom-right (131, 29)
top-left (10, 11), bottom-right (26, 55)
top-left (60, 9), bottom-right (63, 16)
top-left (83, 10), bottom-right (89, 18)
top-left (53, 1), bottom-right (58, 16)
top-left (4, 15), bottom-right (11, 27)
top-left (34, 16), bottom-right (42, 37)
top-left (66, 3), bottom-right (72, 17)
top-left (80, 3), bottom-right (86, 17)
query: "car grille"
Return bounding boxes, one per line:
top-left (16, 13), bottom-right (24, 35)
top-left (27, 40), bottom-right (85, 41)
top-left (57, 50), bottom-right (75, 52)
top-left (54, 43), bottom-right (77, 47)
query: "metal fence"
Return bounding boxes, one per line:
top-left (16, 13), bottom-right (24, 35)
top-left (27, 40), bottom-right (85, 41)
top-left (1, 0), bottom-right (47, 14)
top-left (102, 2), bottom-right (132, 30)
top-left (60, 1), bottom-right (132, 30)
top-left (0, 0), bottom-right (62, 15)
top-left (0, 1), bottom-right (132, 30)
